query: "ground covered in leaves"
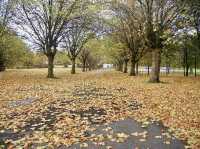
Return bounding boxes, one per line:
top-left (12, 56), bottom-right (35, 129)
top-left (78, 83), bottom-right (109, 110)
top-left (0, 68), bottom-right (200, 148)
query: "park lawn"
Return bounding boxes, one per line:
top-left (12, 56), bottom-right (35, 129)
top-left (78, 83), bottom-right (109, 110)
top-left (0, 68), bottom-right (200, 148)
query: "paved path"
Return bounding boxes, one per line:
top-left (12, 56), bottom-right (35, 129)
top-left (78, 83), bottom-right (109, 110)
top-left (66, 119), bottom-right (185, 149)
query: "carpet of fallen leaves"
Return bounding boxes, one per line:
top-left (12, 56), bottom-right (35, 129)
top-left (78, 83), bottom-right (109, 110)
top-left (0, 68), bottom-right (200, 148)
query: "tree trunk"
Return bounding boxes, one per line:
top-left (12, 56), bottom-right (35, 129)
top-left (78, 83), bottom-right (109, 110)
top-left (0, 50), bottom-right (6, 72)
top-left (82, 61), bottom-right (86, 72)
top-left (71, 58), bottom-right (76, 74)
top-left (147, 65), bottom-right (150, 76)
top-left (186, 66), bottom-right (189, 77)
top-left (183, 48), bottom-right (186, 76)
top-left (136, 63), bottom-right (139, 75)
top-left (86, 63), bottom-right (89, 71)
top-left (195, 56), bottom-right (197, 77)
top-left (0, 62), bottom-right (5, 72)
top-left (166, 63), bottom-right (170, 75)
top-left (130, 62), bottom-right (136, 76)
top-left (185, 49), bottom-right (189, 77)
top-left (123, 60), bottom-right (128, 73)
top-left (184, 66), bottom-right (186, 76)
top-left (47, 55), bottom-right (55, 78)
top-left (149, 49), bottom-right (161, 83)
top-left (130, 58), bottom-right (136, 76)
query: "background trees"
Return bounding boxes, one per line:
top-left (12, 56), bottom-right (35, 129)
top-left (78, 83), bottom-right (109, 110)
top-left (79, 48), bottom-right (90, 72)
top-left (111, 2), bottom-right (147, 76)
top-left (186, 0), bottom-right (200, 77)
top-left (3, 34), bottom-right (31, 68)
top-left (0, 0), bottom-right (14, 71)
top-left (0, 0), bottom-right (199, 79)
top-left (62, 15), bottom-right (94, 74)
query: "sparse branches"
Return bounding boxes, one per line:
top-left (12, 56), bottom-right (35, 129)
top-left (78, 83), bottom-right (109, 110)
top-left (111, 2), bottom-right (147, 76)
top-left (62, 9), bottom-right (96, 74)
top-left (14, 0), bottom-right (78, 78)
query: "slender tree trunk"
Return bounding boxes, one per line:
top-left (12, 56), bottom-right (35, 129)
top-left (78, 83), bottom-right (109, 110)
top-left (71, 57), bottom-right (76, 74)
top-left (0, 60), bottom-right (5, 72)
top-left (0, 50), bottom-right (6, 72)
top-left (147, 65), bottom-right (150, 76)
top-left (149, 49), bottom-right (161, 83)
top-left (186, 66), bottom-right (189, 77)
top-left (167, 66), bottom-right (170, 75)
top-left (82, 61), bottom-right (86, 72)
top-left (47, 55), bottom-right (55, 78)
top-left (166, 63), bottom-right (170, 75)
top-left (136, 63), bottom-right (139, 75)
top-left (86, 63), bottom-right (88, 71)
top-left (123, 60), bottom-right (128, 73)
top-left (185, 49), bottom-right (189, 77)
top-left (184, 66), bottom-right (186, 76)
top-left (195, 55), bottom-right (197, 77)
top-left (183, 48), bottom-right (186, 76)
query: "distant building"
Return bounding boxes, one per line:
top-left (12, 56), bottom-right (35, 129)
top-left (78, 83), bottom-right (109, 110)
top-left (103, 64), bottom-right (113, 69)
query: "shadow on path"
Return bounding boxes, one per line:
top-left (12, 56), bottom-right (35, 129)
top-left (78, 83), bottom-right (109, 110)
top-left (66, 119), bottom-right (186, 149)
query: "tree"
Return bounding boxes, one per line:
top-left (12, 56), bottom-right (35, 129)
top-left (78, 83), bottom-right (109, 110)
top-left (87, 53), bottom-right (101, 71)
top-left (62, 15), bottom-right (95, 74)
top-left (14, 0), bottom-right (77, 78)
top-left (0, 0), bottom-right (14, 71)
top-left (0, 0), bottom-right (13, 37)
top-left (5, 34), bottom-right (31, 68)
top-left (0, 31), bottom-right (33, 69)
top-left (186, 0), bottom-right (200, 77)
top-left (112, 2), bottom-right (147, 76)
top-left (122, 49), bottom-right (129, 73)
top-left (137, 0), bottom-right (186, 82)
top-left (182, 35), bottom-right (199, 77)
top-left (79, 48), bottom-right (90, 72)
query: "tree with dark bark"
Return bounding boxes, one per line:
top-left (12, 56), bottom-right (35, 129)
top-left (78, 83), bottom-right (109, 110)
top-left (112, 2), bottom-right (147, 76)
top-left (79, 48), bottom-right (90, 72)
top-left (62, 15), bottom-right (95, 74)
top-left (136, 0), bottom-right (186, 82)
top-left (183, 35), bottom-right (199, 77)
top-left (122, 49), bottom-right (129, 73)
top-left (14, 0), bottom-right (77, 78)
top-left (186, 0), bottom-right (200, 77)
top-left (116, 57), bottom-right (124, 72)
